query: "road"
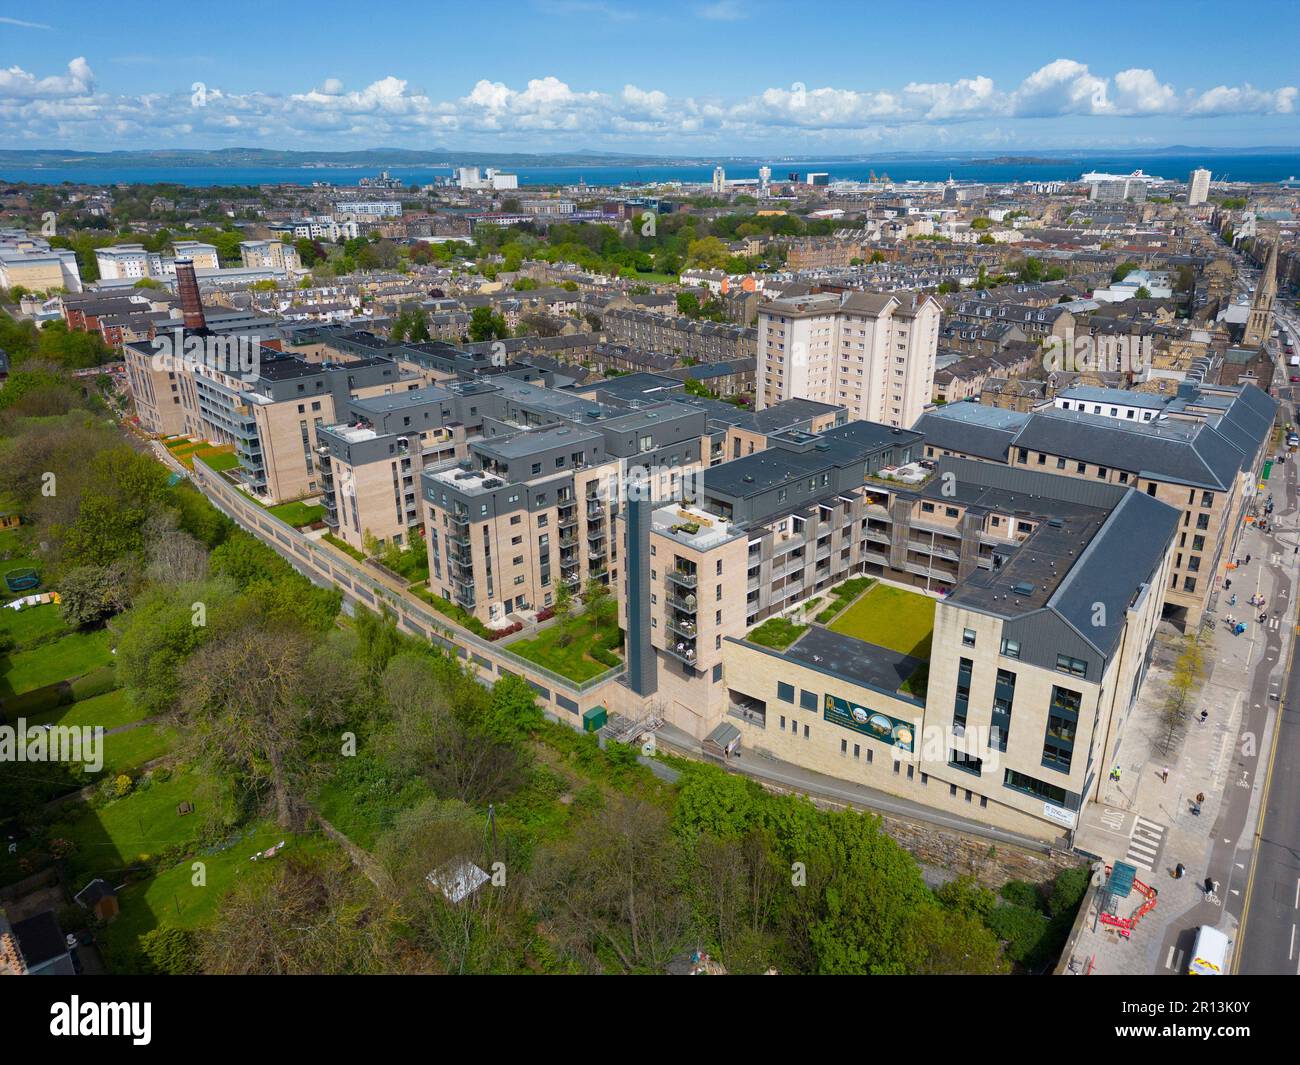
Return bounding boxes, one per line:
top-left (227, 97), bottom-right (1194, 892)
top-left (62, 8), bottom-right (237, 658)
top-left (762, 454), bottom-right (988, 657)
top-left (1236, 312), bottom-right (1300, 974)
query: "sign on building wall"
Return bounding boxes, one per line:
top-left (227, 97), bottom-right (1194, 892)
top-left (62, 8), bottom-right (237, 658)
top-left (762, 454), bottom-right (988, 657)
top-left (824, 694), bottom-right (916, 753)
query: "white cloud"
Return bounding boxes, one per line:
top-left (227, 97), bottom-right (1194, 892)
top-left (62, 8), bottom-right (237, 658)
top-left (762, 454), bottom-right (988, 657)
top-left (1011, 59), bottom-right (1109, 116)
top-left (1189, 83), bottom-right (1296, 116)
top-left (0, 56), bottom-right (93, 98)
top-left (0, 57), bottom-right (1295, 150)
top-left (1112, 68), bottom-right (1179, 114)
top-left (0, 16), bottom-right (53, 30)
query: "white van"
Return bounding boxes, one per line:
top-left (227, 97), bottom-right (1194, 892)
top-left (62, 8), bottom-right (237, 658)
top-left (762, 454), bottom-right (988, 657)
top-left (1187, 925), bottom-right (1230, 975)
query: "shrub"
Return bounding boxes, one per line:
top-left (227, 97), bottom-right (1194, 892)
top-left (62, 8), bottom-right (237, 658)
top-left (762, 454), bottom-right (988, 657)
top-left (985, 904), bottom-right (1052, 965)
top-left (1047, 866), bottom-right (1091, 918)
top-left (999, 880), bottom-right (1042, 911)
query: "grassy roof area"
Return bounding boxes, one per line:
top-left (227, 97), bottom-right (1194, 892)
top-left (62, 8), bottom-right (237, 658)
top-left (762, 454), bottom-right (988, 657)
top-left (827, 582), bottom-right (937, 661)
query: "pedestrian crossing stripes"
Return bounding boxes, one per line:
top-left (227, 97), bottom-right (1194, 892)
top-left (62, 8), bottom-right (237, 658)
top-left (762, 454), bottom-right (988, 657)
top-left (1125, 816), bottom-right (1165, 872)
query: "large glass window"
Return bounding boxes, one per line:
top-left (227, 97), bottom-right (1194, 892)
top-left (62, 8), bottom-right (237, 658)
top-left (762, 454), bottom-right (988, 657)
top-left (954, 657), bottom-right (972, 734)
top-left (1004, 768), bottom-right (1067, 806)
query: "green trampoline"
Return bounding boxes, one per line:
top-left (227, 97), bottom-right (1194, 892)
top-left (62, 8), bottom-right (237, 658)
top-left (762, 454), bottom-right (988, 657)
top-left (4, 568), bottom-right (41, 593)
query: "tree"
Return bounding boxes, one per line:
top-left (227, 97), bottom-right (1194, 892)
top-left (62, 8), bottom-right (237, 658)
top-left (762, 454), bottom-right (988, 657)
top-left (200, 855), bottom-right (384, 974)
top-left (56, 446), bottom-right (170, 570)
top-left (178, 618), bottom-right (333, 827)
top-left (115, 581), bottom-right (224, 715)
top-left (468, 306), bottom-right (509, 343)
top-left (676, 291), bottom-right (701, 317)
top-left (1134, 286), bottom-right (1152, 300)
top-left (375, 651), bottom-right (527, 804)
top-left (58, 558), bottom-right (138, 627)
top-left (1159, 634), bottom-right (1203, 752)
top-left (529, 794), bottom-right (690, 973)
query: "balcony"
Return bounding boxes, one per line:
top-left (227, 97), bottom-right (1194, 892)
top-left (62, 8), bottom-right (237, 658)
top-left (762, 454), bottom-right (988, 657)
top-left (666, 616), bottom-right (697, 638)
top-left (662, 641), bottom-right (698, 667)
top-left (666, 592), bottom-right (697, 614)
top-left (667, 568), bottom-right (698, 589)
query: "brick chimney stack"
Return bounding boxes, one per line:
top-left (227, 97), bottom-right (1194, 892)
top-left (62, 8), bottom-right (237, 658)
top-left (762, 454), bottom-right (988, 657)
top-left (174, 258), bottom-right (207, 331)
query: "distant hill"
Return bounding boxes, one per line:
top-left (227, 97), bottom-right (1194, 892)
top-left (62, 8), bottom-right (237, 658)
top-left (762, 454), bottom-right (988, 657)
top-left (0, 147), bottom-right (695, 169)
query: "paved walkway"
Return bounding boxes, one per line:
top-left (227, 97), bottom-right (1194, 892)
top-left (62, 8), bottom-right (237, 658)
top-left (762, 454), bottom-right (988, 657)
top-left (1069, 452), bottom-right (1297, 974)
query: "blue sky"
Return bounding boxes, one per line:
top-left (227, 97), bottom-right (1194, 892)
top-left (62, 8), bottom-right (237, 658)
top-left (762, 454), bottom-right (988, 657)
top-left (2, 0), bottom-right (1298, 152)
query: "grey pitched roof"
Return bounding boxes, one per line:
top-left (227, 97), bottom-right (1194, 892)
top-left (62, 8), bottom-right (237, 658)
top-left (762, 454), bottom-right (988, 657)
top-left (1012, 408), bottom-right (1246, 490)
top-left (911, 403), bottom-right (1031, 460)
top-left (1048, 488), bottom-right (1181, 657)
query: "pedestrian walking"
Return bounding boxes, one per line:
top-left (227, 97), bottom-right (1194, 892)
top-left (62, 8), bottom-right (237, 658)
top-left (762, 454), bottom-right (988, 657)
top-left (1161, 766), bottom-right (1169, 784)
top-left (1200, 709), bottom-right (1209, 724)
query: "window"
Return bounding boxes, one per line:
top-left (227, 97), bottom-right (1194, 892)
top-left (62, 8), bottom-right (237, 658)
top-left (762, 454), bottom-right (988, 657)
top-left (991, 669), bottom-right (1015, 752)
top-left (1000, 637), bottom-right (1021, 659)
top-left (799, 690), bottom-right (818, 712)
top-left (962, 628), bottom-right (976, 647)
top-left (954, 657), bottom-right (972, 733)
top-left (777, 682), bottom-right (794, 703)
top-left (1005, 768), bottom-right (1066, 806)
top-left (949, 749), bottom-right (982, 776)
top-left (1056, 654), bottom-right (1087, 678)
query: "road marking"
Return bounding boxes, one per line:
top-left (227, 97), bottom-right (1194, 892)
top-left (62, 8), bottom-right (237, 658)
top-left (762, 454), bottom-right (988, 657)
top-left (1165, 945), bottom-right (1177, 970)
top-left (1126, 816), bottom-right (1165, 871)
top-left (1099, 807), bottom-right (1125, 831)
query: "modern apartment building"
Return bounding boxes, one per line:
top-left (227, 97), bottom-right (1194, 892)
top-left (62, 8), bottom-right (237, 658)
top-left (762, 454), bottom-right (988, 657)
top-left (239, 240), bottom-right (301, 273)
top-left (1188, 168), bottom-right (1212, 207)
top-left (612, 434), bottom-right (1177, 840)
top-left (317, 386), bottom-right (468, 552)
top-left (714, 459), bottom-right (1175, 840)
top-left (913, 381), bottom-right (1277, 625)
top-left (756, 290), bottom-right (940, 429)
top-left (417, 380), bottom-right (711, 623)
top-left (0, 230), bottom-right (82, 294)
top-left (96, 241), bottom-right (219, 282)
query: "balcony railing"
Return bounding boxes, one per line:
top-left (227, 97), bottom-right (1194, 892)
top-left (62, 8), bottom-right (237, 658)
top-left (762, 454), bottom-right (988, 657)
top-left (667, 568), bottom-right (698, 588)
top-left (666, 616), bottom-right (697, 638)
top-left (666, 593), bottom-right (697, 614)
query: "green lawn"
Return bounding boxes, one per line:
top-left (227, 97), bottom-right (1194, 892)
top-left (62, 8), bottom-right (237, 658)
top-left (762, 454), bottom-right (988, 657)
top-left (0, 628), bottom-right (113, 697)
top-left (815, 577), bottom-right (875, 624)
top-left (99, 822), bottom-right (337, 966)
top-left (192, 448), bottom-right (240, 472)
top-left (747, 615), bottom-right (808, 650)
top-left (267, 500), bottom-right (324, 527)
top-left (507, 613), bottom-right (622, 682)
top-left (828, 583), bottom-right (936, 659)
top-left (0, 528), bottom-right (42, 588)
top-left (100, 724), bottom-right (177, 776)
top-left (54, 767), bottom-right (214, 884)
top-left (27, 688), bottom-right (144, 731)
top-left (0, 602), bottom-right (69, 649)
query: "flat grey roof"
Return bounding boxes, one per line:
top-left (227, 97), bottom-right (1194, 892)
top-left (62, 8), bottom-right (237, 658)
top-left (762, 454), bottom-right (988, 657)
top-left (780, 627), bottom-right (927, 700)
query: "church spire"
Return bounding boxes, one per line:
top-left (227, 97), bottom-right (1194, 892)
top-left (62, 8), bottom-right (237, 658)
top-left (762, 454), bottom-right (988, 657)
top-left (1241, 241), bottom-right (1278, 349)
